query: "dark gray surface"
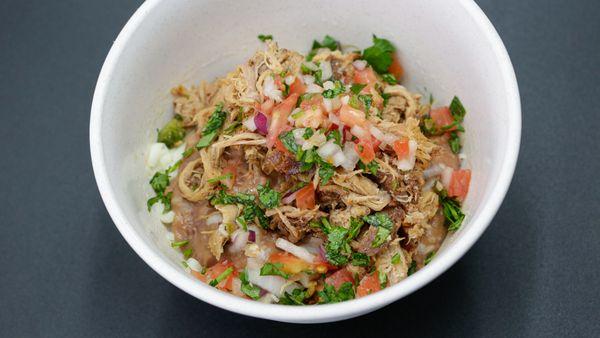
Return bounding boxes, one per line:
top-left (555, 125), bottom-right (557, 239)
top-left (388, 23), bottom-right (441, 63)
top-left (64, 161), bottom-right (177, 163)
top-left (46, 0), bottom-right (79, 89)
top-left (1, 0), bottom-right (599, 337)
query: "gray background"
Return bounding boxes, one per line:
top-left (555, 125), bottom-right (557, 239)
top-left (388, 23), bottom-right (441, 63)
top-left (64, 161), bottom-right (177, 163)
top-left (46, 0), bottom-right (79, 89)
top-left (1, 0), bottom-right (598, 337)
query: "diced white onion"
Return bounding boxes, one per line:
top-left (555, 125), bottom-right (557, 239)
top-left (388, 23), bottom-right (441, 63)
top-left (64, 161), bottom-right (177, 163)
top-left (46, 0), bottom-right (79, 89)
top-left (158, 152), bottom-right (174, 169)
top-left (332, 151), bottom-right (346, 167)
top-left (350, 125), bottom-right (370, 139)
top-left (441, 165), bottom-right (453, 188)
top-left (242, 116), bottom-right (257, 131)
top-left (328, 111), bottom-right (341, 126)
top-left (275, 238), bottom-right (316, 263)
top-left (263, 76), bottom-right (283, 102)
top-left (319, 61), bottom-right (333, 81)
top-left (229, 229), bottom-right (249, 253)
top-left (317, 140), bottom-right (341, 159)
top-left (206, 213), bottom-right (223, 225)
top-left (284, 75), bottom-right (295, 85)
top-left (259, 293), bottom-right (279, 304)
top-left (331, 97), bottom-right (342, 111)
top-left (217, 223), bottom-right (229, 237)
top-left (302, 237), bottom-right (324, 255)
top-left (302, 132), bottom-right (327, 150)
top-left (147, 143), bottom-right (168, 168)
top-left (292, 128), bottom-right (306, 146)
top-left (165, 231), bottom-right (175, 241)
top-left (423, 164), bottom-right (444, 179)
top-left (302, 75), bottom-right (315, 85)
top-left (322, 81), bottom-right (335, 90)
top-left (341, 142), bottom-right (360, 170)
top-left (306, 83), bottom-right (323, 94)
top-left (369, 125), bottom-right (386, 142)
top-left (160, 211), bottom-right (175, 224)
top-left (246, 258), bottom-right (288, 296)
top-left (322, 98), bottom-right (333, 112)
top-left (352, 60), bottom-right (367, 70)
top-left (340, 95), bottom-right (350, 105)
top-left (396, 140), bottom-right (418, 171)
top-left (186, 258), bottom-right (203, 272)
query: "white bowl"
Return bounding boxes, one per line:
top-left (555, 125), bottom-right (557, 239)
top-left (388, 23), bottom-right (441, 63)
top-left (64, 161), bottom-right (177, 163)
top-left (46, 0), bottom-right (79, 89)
top-left (90, 0), bottom-right (520, 323)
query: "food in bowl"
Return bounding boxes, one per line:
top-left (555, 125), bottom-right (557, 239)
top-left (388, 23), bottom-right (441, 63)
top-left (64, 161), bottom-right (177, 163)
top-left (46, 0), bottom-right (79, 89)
top-left (144, 35), bottom-right (471, 304)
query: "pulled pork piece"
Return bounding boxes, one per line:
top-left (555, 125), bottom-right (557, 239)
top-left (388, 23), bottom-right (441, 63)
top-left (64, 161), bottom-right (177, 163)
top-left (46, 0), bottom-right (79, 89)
top-left (261, 148), bottom-right (301, 175)
top-left (376, 169), bottom-right (424, 205)
top-left (401, 190), bottom-right (440, 244)
top-left (329, 205), bottom-right (371, 228)
top-left (316, 184), bottom-right (347, 210)
top-left (171, 84), bottom-right (209, 126)
top-left (380, 85), bottom-right (420, 123)
top-left (208, 204), bottom-right (239, 261)
top-left (429, 135), bottom-right (460, 170)
top-left (332, 171), bottom-right (391, 211)
top-left (312, 50), bottom-right (359, 81)
top-left (266, 206), bottom-right (326, 243)
top-left (375, 239), bottom-right (411, 284)
top-left (177, 149), bottom-right (219, 202)
top-left (352, 206), bottom-right (405, 256)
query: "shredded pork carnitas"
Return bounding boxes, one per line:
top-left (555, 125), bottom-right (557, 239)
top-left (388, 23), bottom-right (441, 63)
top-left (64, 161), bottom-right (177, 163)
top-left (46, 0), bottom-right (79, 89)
top-left (147, 36), bottom-right (471, 304)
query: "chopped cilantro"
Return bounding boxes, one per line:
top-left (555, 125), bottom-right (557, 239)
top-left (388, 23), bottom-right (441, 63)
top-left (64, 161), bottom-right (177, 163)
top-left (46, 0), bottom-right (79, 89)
top-left (350, 83), bottom-right (367, 95)
top-left (147, 170), bottom-right (174, 213)
top-left (312, 35), bottom-right (339, 51)
top-left (363, 212), bottom-right (394, 248)
top-left (378, 270), bottom-right (388, 289)
top-left (318, 282), bottom-right (355, 303)
top-left (326, 129), bottom-right (342, 146)
top-left (257, 183), bottom-right (281, 209)
top-left (210, 190), bottom-right (255, 206)
top-left (278, 130), bottom-right (300, 155)
top-left (257, 34), bottom-right (273, 42)
top-left (362, 35), bottom-right (396, 74)
top-left (196, 103), bottom-right (227, 149)
top-left (317, 161), bottom-right (335, 184)
top-left (358, 160), bottom-right (379, 175)
top-left (325, 226), bottom-right (351, 266)
top-left (448, 131), bottom-right (461, 154)
top-left (381, 73), bottom-right (397, 85)
top-left (424, 251), bottom-right (436, 265)
top-left (170, 240), bottom-right (188, 248)
top-left (303, 128), bottom-right (314, 139)
top-left (438, 190), bottom-right (466, 231)
top-left (381, 92), bottom-right (392, 107)
top-left (279, 288), bottom-right (308, 305)
top-left (391, 253), bottom-right (401, 265)
top-left (351, 252), bottom-right (370, 267)
top-left (183, 248), bottom-right (193, 259)
top-left (322, 80), bottom-right (345, 98)
top-left (239, 270), bottom-right (261, 300)
top-left (209, 267), bottom-right (234, 287)
top-left (348, 217), bottom-right (364, 240)
top-left (449, 96), bottom-right (466, 122)
top-left (260, 262), bottom-right (290, 279)
top-left (407, 260), bottom-right (417, 276)
top-left (206, 173), bottom-right (233, 184)
top-left (236, 216), bottom-right (248, 231)
top-left (157, 117), bottom-right (186, 148)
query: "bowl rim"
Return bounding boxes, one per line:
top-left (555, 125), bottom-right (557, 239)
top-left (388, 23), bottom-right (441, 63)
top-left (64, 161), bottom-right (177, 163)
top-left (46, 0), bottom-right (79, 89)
top-left (90, 0), bottom-right (521, 323)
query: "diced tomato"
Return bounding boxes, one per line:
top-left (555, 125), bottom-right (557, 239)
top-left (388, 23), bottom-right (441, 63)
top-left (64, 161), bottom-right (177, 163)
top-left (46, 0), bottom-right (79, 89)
top-left (295, 183), bottom-right (316, 210)
top-left (325, 268), bottom-right (355, 289)
top-left (430, 106), bottom-right (455, 131)
top-left (356, 273), bottom-right (381, 297)
top-left (266, 93), bottom-right (299, 148)
top-left (222, 165), bottom-right (237, 189)
top-left (288, 77), bottom-right (306, 96)
top-left (355, 139), bottom-right (376, 163)
top-left (195, 260), bottom-right (236, 291)
top-left (388, 54), bottom-right (404, 80)
top-left (339, 104), bottom-right (367, 128)
top-left (353, 67), bottom-right (378, 93)
top-left (392, 137), bottom-right (410, 160)
top-left (269, 252), bottom-right (311, 274)
top-left (259, 99), bottom-right (275, 116)
top-left (448, 169), bottom-right (471, 200)
top-left (273, 136), bottom-right (289, 154)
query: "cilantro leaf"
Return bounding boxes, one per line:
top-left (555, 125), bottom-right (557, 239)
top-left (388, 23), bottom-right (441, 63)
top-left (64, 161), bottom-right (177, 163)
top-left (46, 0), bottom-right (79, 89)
top-left (303, 128), bottom-right (314, 139)
top-left (170, 240), bottom-right (188, 248)
top-left (206, 173), bottom-right (233, 184)
top-left (325, 226), bottom-right (352, 266)
top-left (258, 34), bottom-right (273, 42)
top-left (358, 160), bottom-right (379, 175)
top-left (438, 190), bottom-right (465, 231)
top-left (257, 183), bottom-right (281, 209)
top-left (449, 96), bottom-right (466, 122)
top-left (381, 73), bottom-right (397, 85)
top-left (391, 253), bottom-right (401, 265)
top-left (239, 270), bottom-right (261, 300)
top-left (318, 282), bottom-right (355, 304)
top-left (350, 83), bottom-right (367, 95)
top-left (326, 129), bottom-right (342, 147)
top-left (317, 161), bottom-right (335, 184)
top-left (196, 104), bottom-right (227, 149)
top-left (321, 80), bottom-right (345, 99)
top-left (279, 288), bottom-right (308, 305)
top-left (278, 131), bottom-right (300, 155)
top-left (424, 251), bottom-right (436, 265)
top-left (157, 117), bottom-right (186, 148)
top-left (260, 262), bottom-right (290, 279)
top-left (363, 212), bottom-right (394, 248)
top-left (362, 35), bottom-right (396, 74)
top-left (307, 35), bottom-right (340, 61)
top-left (448, 131), bottom-right (461, 154)
top-left (378, 270), bottom-right (388, 288)
top-left (351, 252), bottom-right (370, 267)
